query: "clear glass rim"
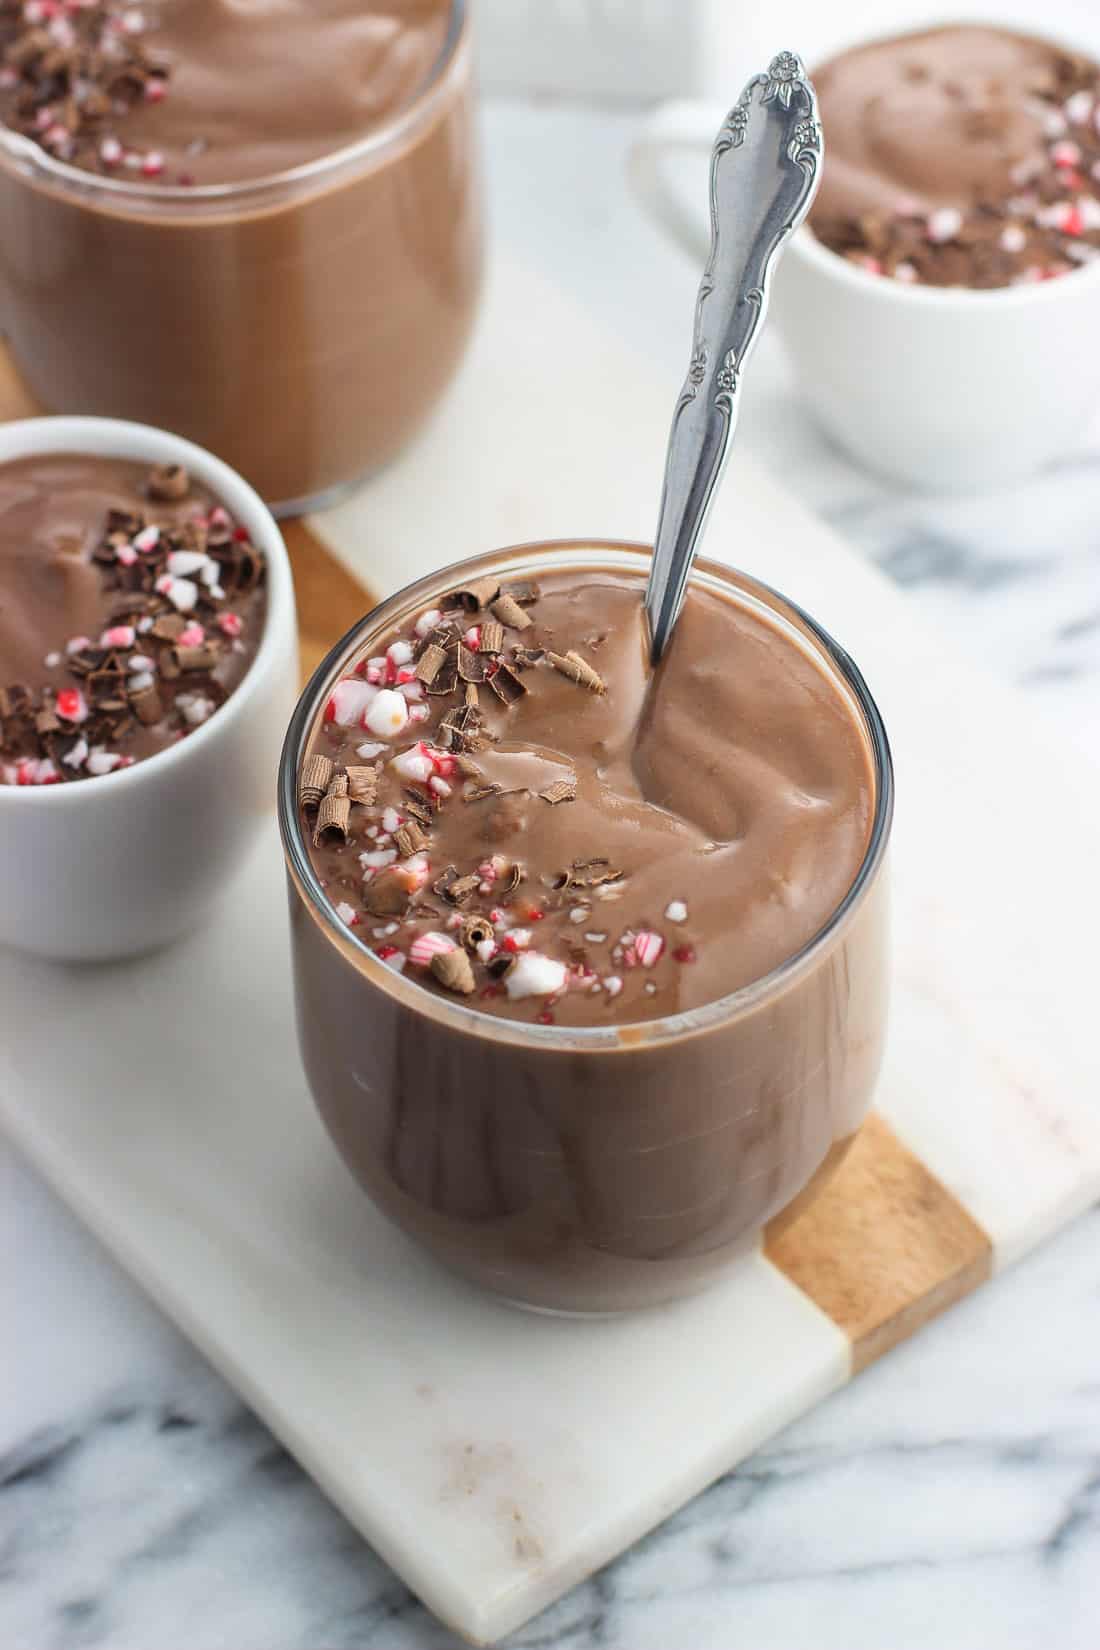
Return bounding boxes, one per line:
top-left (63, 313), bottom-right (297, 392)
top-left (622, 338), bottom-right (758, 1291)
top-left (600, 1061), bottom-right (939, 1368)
top-left (278, 541), bottom-right (895, 1052)
top-left (0, 0), bottom-right (466, 208)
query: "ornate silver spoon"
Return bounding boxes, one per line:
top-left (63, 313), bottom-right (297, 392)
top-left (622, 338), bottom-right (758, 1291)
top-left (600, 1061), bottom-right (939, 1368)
top-left (644, 51), bottom-right (823, 663)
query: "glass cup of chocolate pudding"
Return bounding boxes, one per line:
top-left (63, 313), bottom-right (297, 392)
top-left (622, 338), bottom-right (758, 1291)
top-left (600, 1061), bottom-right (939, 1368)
top-left (0, 1), bottom-right (482, 514)
top-left (279, 543), bottom-right (894, 1314)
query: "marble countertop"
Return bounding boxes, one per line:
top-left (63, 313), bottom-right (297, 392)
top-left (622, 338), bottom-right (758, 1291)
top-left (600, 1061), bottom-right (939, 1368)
top-left (4, 100), bottom-right (1099, 1650)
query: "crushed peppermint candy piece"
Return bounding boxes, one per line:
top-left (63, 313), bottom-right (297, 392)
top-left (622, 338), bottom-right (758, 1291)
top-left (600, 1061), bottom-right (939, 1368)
top-left (633, 930), bottom-right (665, 968)
top-left (925, 207), bottom-right (962, 244)
top-left (408, 931), bottom-right (457, 968)
top-left (664, 900), bottom-right (688, 924)
top-left (363, 688), bottom-right (409, 738)
top-left (504, 952), bottom-right (569, 1000)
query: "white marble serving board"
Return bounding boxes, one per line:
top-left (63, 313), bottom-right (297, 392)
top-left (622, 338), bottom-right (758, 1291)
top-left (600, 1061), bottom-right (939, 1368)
top-left (3, 253), bottom-right (1100, 1646)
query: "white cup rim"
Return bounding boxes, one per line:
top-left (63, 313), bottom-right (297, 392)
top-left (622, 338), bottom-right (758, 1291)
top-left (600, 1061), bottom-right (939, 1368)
top-left (0, 415), bottom-right (293, 807)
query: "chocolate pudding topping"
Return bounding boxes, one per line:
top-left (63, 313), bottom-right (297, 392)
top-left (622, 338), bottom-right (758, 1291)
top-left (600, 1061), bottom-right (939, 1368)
top-left (0, 0), bottom-right (450, 186)
top-left (302, 569), bottom-right (874, 1027)
top-left (811, 25), bottom-right (1100, 287)
top-left (0, 453), bottom-right (266, 784)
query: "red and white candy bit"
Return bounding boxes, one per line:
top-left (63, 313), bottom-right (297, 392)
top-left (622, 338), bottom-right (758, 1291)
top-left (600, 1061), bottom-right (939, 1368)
top-left (603, 974), bottom-right (623, 998)
top-left (334, 901), bottom-right (359, 926)
top-left (1051, 140), bottom-right (1083, 169)
top-left (65, 634), bottom-right (91, 655)
top-left (11, 755), bottom-right (60, 785)
top-left (100, 624), bottom-right (135, 649)
top-left (44, 650), bottom-right (61, 669)
top-left (176, 621), bottom-right (205, 648)
top-left (476, 938), bottom-right (497, 964)
top-left (363, 687), bottom-right (409, 738)
top-left (324, 677), bottom-right (376, 728)
top-left (133, 525), bottom-right (160, 553)
top-left (893, 261), bottom-right (918, 284)
top-left (390, 740), bottom-right (454, 784)
top-left (381, 806), bottom-right (403, 836)
top-left (925, 207), bottom-right (962, 244)
top-left (155, 574), bottom-right (199, 613)
top-left (396, 851), bottom-right (431, 894)
top-left (414, 608), bottom-right (442, 638)
top-left (208, 505), bottom-right (231, 529)
top-left (375, 944), bottom-right (406, 972)
top-left (56, 687), bottom-right (89, 724)
top-left (216, 612), bottom-right (243, 639)
top-left (1000, 224), bottom-right (1027, 254)
top-left (664, 900), bottom-right (688, 924)
top-left (86, 747), bottom-right (124, 776)
top-left (1064, 90), bottom-right (1094, 125)
top-left (397, 678), bottom-right (423, 700)
top-left (140, 151), bottom-right (164, 178)
top-left (463, 625), bottom-right (481, 649)
top-left (165, 548), bottom-right (207, 576)
top-left (387, 639), bottom-right (414, 667)
top-left (144, 77), bottom-right (166, 103)
top-left (359, 847), bottom-right (397, 873)
top-left (501, 929), bottom-right (532, 953)
top-left (630, 929), bottom-right (664, 969)
top-left (408, 931), bottom-right (457, 968)
top-left (409, 703), bottom-right (430, 724)
top-left (504, 952), bottom-right (569, 1000)
top-left (429, 776), bottom-right (451, 798)
top-left (673, 944), bottom-right (697, 964)
top-left (177, 693), bottom-right (215, 727)
top-left (355, 740), bottom-right (385, 760)
top-left (62, 736), bottom-right (88, 770)
top-left (362, 655), bottom-right (386, 684)
top-left (115, 543), bottom-right (138, 567)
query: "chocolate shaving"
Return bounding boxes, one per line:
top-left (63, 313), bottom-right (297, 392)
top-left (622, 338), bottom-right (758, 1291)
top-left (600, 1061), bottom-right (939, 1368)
top-left (478, 620), bottom-right (504, 654)
top-left (34, 707), bottom-right (60, 736)
top-left (490, 593), bottom-right (532, 631)
top-left (363, 869), bottom-right (411, 917)
top-left (442, 576), bottom-right (500, 612)
top-left (173, 643), bottom-right (222, 672)
top-left (427, 623), bottom-right (459, 653)
top-left (345, 764), bottom-right (380, 806)
top-left (147, 464), bottom-right (190, 502)
top-left (486, 664), bottom-right (527, 705)
top-left (464, 683), bottom-right (479, 710)
top-left (425, 659), bottom-right (458, 696)
top-left (460, 914), bottom-right (494, 952)
top-left (159, 648), bottom-right (181, 681)
top-left (434, 868), bottom-right (481, 905)
top-left (430, 948), bottom-right (476, 995)
top-left (299, 753), bottom-right (335, 809)
top-left (547, 650), bottom-right (605, 693)
top-left (556, 857), bottom-right (623, 890)
top-left (432, 866), bottom-right (459, 900)
top-left (404, 792), bottom-right (434, 828)
top-left (394, 820), bottom-right (430, 859)
top-left (511, 645), bottom-right (545, 670)
top-left (505, 861), bottom-right (525, 893)
top-left (131, 683), bottom-right (164, 726)
top-left (151, 614), bottom-right (187, 642)
top-left (540, 776), bottom-right (577, 805)
top-left (464, 782), bottom-right (501, 803)
top-left (313, 787), bottom-right (351, 846)
top-left (500, 579), bottom-right (541, 605)
top-left (414, 642), bottom-right (448, 685)
top-left (457, 645), bottom-right (486, 684)
top-left (487, 953), bottom-right (517, 980)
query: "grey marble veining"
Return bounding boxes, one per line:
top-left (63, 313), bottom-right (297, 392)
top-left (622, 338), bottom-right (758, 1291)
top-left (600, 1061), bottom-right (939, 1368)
top-left (4, 98), bottom-right (1100, 1650)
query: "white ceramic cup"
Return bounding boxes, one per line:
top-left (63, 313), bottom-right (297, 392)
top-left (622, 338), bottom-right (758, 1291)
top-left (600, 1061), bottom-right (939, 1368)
top-left (0, 417), bottom-right (298, 960)
top-left (630, 96), bottom-right (1100, 492)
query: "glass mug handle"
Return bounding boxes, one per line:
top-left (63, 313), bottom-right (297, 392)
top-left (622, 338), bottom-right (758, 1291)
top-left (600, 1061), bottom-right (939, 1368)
top-left (628, 99), bottom-right (729, 263)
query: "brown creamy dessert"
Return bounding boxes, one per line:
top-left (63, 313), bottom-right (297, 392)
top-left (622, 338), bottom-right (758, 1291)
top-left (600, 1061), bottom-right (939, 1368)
top-left (0, 0), bottom-right (482, 507)
top-left (0, 451), bottom-right (266, 783)
top-left (282, 546), bottom-right (893, 1312)
top-left (811, 25), bottom-right (1100, 287)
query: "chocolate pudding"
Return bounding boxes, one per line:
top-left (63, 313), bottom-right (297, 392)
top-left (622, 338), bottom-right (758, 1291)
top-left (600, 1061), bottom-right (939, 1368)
top-left (0, 1), bottom-right (482, 508)
top-left (281, 545), bottom-right (892, 1313)
top-left (811, 25), bottom-right (1100, 287)
top-left (0, 451), bottom-right (266, 784)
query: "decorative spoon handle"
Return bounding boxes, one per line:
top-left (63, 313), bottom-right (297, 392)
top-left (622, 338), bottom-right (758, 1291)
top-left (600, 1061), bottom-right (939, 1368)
top-left (645, 51), bottom-right (822, 663)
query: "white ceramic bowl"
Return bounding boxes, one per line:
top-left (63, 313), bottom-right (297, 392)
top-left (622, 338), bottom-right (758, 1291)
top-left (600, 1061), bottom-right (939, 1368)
top-left (0, 416), bottom-right (298, 960)
top-left (631, 95), bottom-right (1100, 492)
